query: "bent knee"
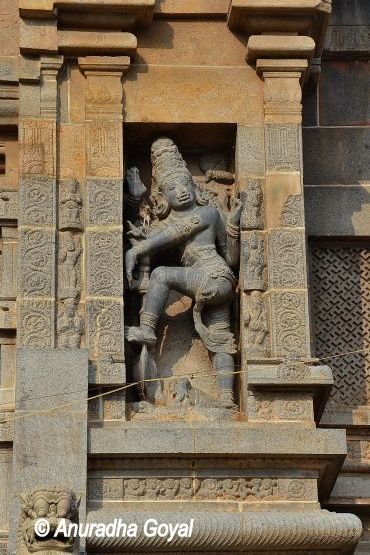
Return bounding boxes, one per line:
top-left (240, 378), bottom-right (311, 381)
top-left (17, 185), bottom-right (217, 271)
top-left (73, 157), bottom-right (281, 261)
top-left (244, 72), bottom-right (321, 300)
top-left (150, 266), bottom-right (167, 283)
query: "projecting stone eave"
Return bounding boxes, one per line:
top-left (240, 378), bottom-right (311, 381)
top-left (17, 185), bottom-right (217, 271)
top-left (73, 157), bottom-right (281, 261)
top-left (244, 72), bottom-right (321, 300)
top-left (227, 0), bottom-right (332, 58)
top-left (19, 0), bottom-right (155, 29)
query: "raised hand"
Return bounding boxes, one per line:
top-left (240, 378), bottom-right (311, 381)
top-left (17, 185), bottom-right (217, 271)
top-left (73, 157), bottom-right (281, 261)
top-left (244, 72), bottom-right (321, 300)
top-left (228, 197), bottom-right (243, 226)
top-left (125, 248), bottom-right (138, 289)
top-left (126, 167), bottom-right (147, 199)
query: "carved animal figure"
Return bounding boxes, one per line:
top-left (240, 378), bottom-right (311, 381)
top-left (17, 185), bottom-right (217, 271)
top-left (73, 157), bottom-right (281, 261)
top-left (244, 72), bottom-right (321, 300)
top-left (17, 487), bottom-right (80, 554)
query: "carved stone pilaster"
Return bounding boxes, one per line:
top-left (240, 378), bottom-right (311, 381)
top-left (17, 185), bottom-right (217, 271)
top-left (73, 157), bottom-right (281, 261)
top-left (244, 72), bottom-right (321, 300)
top-left (78, 57), bottom-right (129, 387)
top-left (18, 55), bottom-right (63, 349)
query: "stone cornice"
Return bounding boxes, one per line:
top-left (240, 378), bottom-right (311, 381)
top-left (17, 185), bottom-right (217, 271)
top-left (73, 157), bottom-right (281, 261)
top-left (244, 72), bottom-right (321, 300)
top-left (228, 0), bottom-right (331, 58)
top-left (19, 0), bottom-right (155, 28)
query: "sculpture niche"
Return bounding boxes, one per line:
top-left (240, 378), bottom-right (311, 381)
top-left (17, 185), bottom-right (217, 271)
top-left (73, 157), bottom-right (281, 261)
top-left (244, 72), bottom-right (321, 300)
top-left (125, 138), bottom-right (242, 419)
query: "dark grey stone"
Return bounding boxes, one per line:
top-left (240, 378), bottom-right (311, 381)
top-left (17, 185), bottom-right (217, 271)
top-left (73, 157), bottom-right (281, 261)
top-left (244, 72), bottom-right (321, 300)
top-left (305, 185), bottom-right (370, 236)
top-left (303, 127), bottom-right (369, 185)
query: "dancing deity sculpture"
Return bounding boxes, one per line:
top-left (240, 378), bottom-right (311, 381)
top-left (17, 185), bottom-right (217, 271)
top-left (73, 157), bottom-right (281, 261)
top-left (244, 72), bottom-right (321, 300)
top-left (125, 138), bottom-right (242, 409)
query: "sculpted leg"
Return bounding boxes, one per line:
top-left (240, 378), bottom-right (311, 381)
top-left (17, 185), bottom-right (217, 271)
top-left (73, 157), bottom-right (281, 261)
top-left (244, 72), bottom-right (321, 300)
top-left (126, 266), bottom-right (198, 346)
top-left (204, 304), bottom-right (237, 409)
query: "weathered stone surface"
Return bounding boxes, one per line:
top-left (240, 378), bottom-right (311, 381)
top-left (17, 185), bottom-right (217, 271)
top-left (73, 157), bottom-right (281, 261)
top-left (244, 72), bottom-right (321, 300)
top-left (9, 349), bottom-right (88, 553)
top-left (20, 19), bottom-right (58, 55)
top-left (87, 178), bottom-right (123, 226)
top-left (0, 191), bottom-right (18, 221)
top-left (236, 126), bottom-right (266, 182)
top-left (324, 25), bottom-right (369, 57)
top-left (17, 300), bottom-right (55, 349)
top-left (0, 448), bottom-right (12, 531)
top-left (0, 343), bottom-right (16, 389)
top-left (265, 125), bottom-right (302, 172)
top-left (265, 173), bottom-right (303, 229)
top-left (89, 423), bottom-right (347, 457)
top-left (305, 185), bottom-right (370, 236)
top-left (319, 61), bottom-right (370, 126)
top-left (303, 127), bottom-right (369, 185)
top-left (0, 301), bottom-right (16, 329)
top-left (124, 65), bottom-right (263, 125)
top-left (0, 228), bottom-right (17, 299)
top-left (18, 228), bottom-right (55, 297)
top-left (19, 176), bottom-right (55, 226)
top-left (0, 56), bottom-right (18, 82)
top-left (59, 30), bottom-right (137, 55)
top-left (270, 290), bottom-right (310, 357)
top-left (247, 35), bottom-right (315, 64)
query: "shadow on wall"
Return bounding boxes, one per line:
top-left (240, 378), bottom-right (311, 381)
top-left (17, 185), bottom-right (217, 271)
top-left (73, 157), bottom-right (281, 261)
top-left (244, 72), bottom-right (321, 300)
top-left (304, 185), bottom-right (370, 236)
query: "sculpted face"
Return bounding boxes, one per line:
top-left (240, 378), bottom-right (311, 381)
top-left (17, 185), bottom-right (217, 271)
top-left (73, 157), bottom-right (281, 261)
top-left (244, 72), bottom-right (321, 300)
top-left (164, 175), bottom-right (196, 211)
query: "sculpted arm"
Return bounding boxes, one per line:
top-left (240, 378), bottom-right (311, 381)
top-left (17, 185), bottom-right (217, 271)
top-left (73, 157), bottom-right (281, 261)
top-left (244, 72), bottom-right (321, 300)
top-left (126, 217), bottom-right (206, 286)
top-left (216, 199), bottom-right (242, 268)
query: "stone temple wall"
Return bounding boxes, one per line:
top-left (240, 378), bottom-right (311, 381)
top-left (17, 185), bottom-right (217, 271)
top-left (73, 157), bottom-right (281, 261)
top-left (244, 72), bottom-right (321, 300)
top-left (0, 0), bottom-right (368, 554)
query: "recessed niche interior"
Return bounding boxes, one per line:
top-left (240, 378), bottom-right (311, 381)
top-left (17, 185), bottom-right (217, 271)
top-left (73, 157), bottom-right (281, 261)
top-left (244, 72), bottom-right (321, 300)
top-left (123, 123), bottom-right (239, 415)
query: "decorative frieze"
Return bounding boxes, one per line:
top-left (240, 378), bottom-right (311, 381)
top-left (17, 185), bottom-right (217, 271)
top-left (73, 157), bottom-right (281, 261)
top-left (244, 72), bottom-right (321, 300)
top-left (87, 178), bottom-right (122, 226)
top-left (86, 121), bottom-right (121, 178)
top-left (19, 229), bottom-right (55, 297)
top-left (280, 194), bottom-right (304, 227)
top-left (248, 391), bottom-right (313, 422)
top-left (86, 231), bottom-right (123, 297)
top-left (21, 119), bottom-right (55, 176)
top-left (18, 300), bottom-right (54, 348)
top-left (19, 176), bottom-right (55, 226)
top-left (270, 291), bottom-right (310, 357)
top-left (88, 475), bottom-right (316, 503)
top-left (87, 300), bottom-right (124, 359)
top-left (265, 125), bottom-right (301, 172)
top-left (269, 229), bottom-right (306, 289)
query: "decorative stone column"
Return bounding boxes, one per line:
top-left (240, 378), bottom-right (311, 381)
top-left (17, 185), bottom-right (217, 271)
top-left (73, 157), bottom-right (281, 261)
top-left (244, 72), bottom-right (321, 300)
top-left (240, 37), bottom-right (320, 423)
top-left (78, 56), bottom-right (129, 388)
top-left (18, 54), bottom-right (63, 348)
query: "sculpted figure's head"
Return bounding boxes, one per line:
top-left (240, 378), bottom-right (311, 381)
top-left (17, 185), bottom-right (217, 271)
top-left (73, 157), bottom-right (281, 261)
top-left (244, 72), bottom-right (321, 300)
top-left (18, 487), bottom-right (80, 554)
top-left (151, 137), bottom-right (197, 212)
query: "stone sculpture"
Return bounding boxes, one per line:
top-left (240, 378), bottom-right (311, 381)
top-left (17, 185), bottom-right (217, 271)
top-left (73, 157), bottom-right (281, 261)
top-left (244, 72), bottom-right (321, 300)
top-left (59, 179), bottom-right (82, 231)
top-left (58, 302), bottom-right (84, 348)
top-left (17, 487), bottom-right (80, 554)
top-left (241, 180), bottom-right (263, 230)
top-left (125, 138), bottom-right (242, 409)
top-left (244, 291), bottom-right (269, 354)
top-left (59, 233), bottom-right (81, 300)
top-left (243, 233), bottom-right (266, 289)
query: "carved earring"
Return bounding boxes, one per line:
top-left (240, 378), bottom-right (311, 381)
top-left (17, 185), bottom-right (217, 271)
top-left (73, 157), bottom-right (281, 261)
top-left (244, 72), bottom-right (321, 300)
top-left (151, 191), bottom-right (170, 219)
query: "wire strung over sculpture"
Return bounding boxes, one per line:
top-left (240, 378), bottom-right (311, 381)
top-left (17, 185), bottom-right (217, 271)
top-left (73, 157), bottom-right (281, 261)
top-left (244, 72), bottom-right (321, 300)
top-left (125, 137), bottom-right (242, 411)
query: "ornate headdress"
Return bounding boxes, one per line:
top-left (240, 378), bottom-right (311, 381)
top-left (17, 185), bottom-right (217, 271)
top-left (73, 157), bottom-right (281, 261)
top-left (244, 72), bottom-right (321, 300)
top-left (151, 137), bottom-right (192, 191)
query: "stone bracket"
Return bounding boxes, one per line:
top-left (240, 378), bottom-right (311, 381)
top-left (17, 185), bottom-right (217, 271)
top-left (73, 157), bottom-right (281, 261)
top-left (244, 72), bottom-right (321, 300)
top-left (247, 363), bottom-right (333, 421)
top-left (227, 0), bottom-right (331, 57)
